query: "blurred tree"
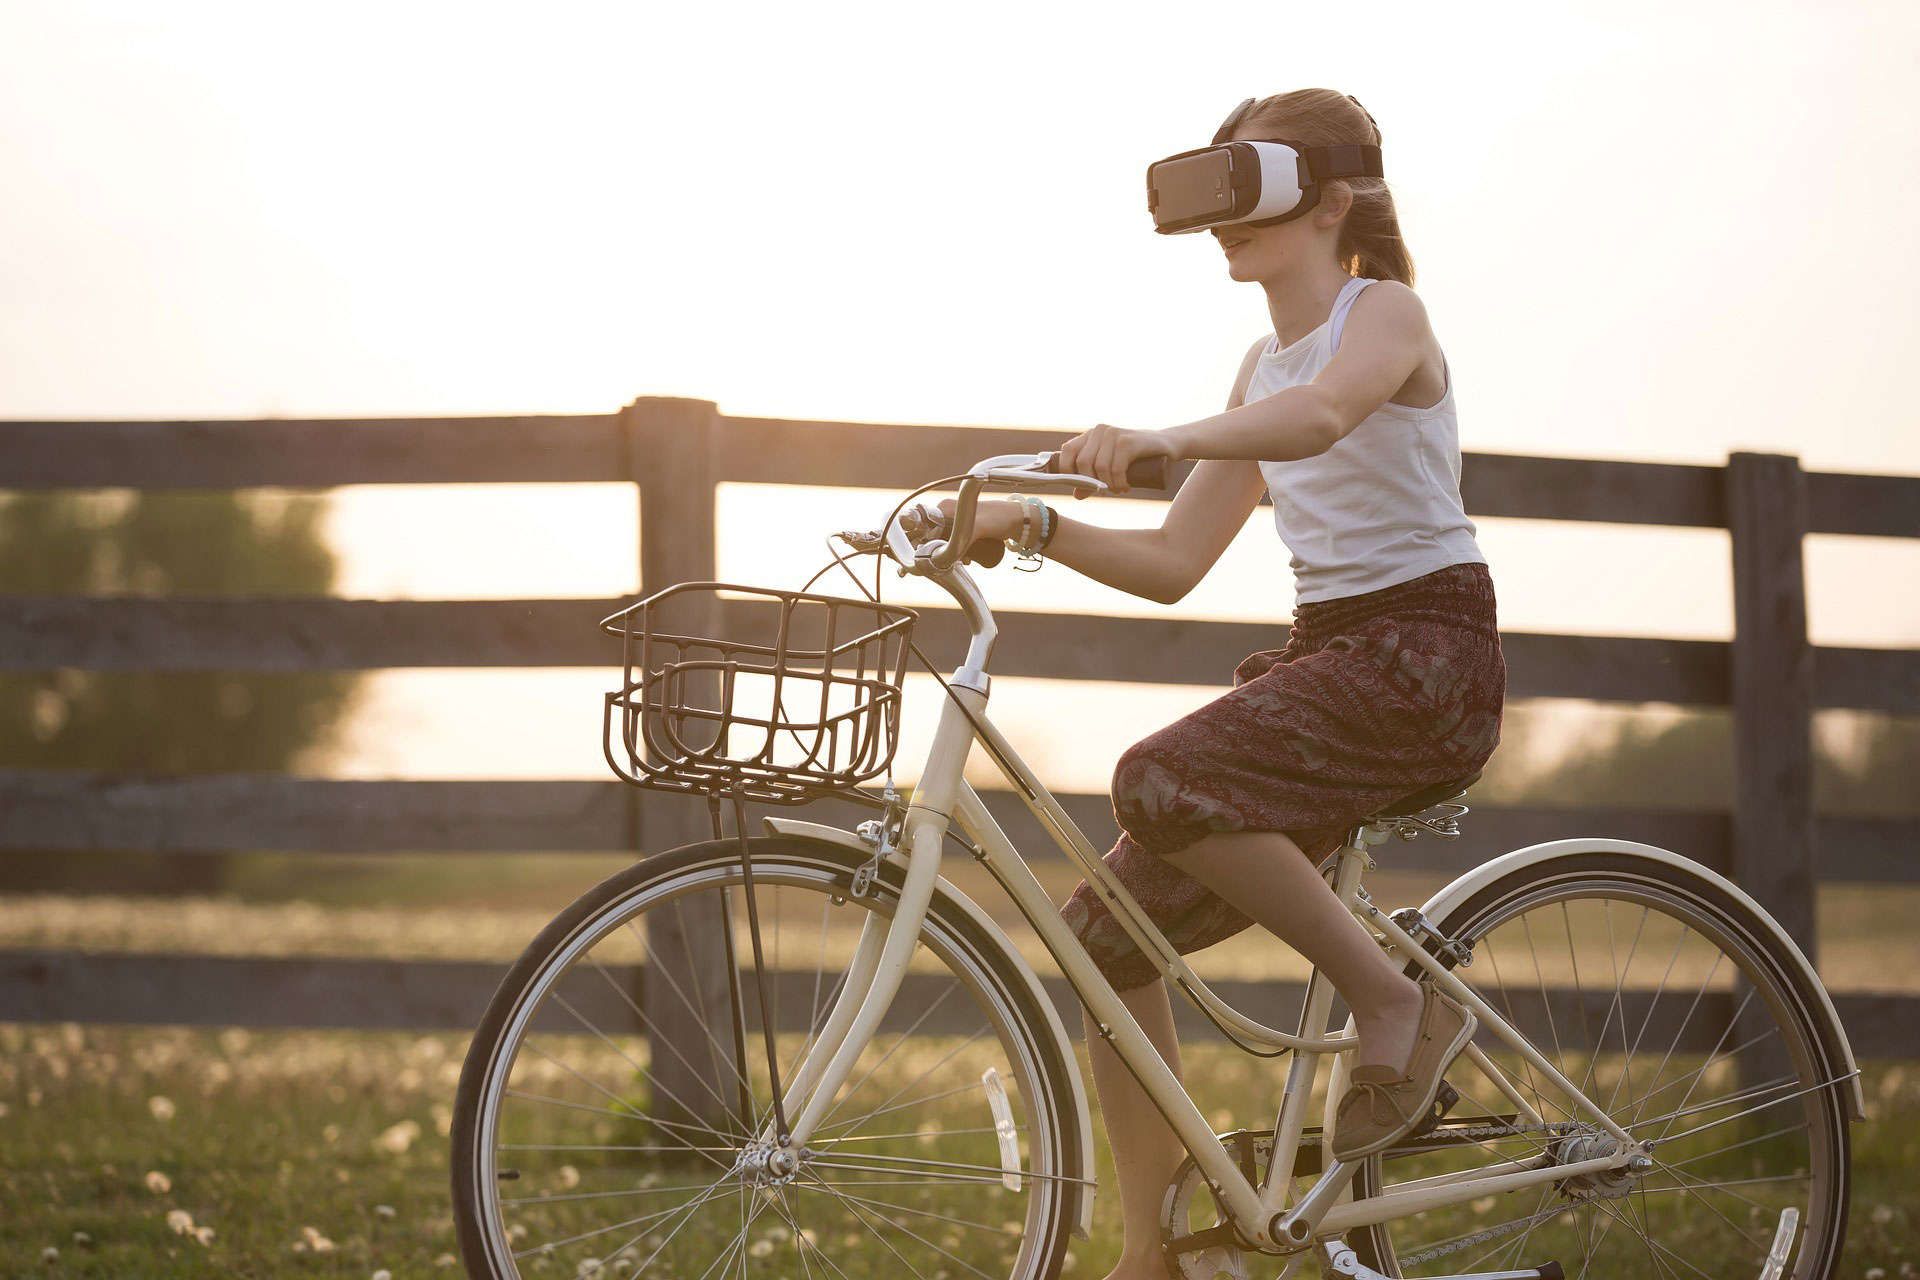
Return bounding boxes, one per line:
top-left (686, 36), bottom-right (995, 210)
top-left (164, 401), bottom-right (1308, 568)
top-left (0, 490), bottom-right (362, 894)
top-left (1513, 706), bottom-right (1918, 818)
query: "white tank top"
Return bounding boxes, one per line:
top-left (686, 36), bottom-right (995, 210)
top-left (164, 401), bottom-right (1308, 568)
top-left (1248, 276), bottom-right (1486, 605)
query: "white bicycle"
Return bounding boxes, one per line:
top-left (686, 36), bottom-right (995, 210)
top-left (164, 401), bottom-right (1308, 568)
top-left (451, 450), bottom-right (1861, 1279)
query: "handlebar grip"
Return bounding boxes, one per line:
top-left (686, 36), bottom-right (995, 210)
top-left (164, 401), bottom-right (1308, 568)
top-left (1042, 452), bottom-right (1173, 491)
top-left (920, 503), bottom-right (1007, 567)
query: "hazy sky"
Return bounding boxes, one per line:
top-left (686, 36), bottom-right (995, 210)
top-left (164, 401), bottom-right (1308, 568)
top-left (3, 0), bottom-right (1915, 783)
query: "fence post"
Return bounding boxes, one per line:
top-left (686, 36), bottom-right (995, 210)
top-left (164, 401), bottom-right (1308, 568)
top-left (621, 396), bottom-right (740, 1135)
top-left (1726, 451), bottom-right (1816, 1100)
top-left (623, 395), bottom-right (723, 854)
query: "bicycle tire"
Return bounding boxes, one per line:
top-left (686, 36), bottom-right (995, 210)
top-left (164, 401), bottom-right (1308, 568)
top-left (1346, 849), bottom-right (1852, 1280)
top-left (450, 836), bottom-right (1085, 1280)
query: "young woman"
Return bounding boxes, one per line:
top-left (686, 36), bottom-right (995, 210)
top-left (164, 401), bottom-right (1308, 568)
top-left (957, 89), bottom-right (1506, 1278)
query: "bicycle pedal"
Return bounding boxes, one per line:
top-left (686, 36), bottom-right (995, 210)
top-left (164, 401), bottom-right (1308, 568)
top-left (1408, 1080), bottom-right (1460, 1138)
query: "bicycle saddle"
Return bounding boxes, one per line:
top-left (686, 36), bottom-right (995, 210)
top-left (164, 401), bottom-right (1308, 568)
top-left (1368, 772), bottom-right (1480, 820)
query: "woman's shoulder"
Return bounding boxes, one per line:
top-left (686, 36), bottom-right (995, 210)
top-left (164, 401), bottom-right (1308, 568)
top-left (1346, 278), bottom-right (1429, 325)
top-left (1227, 333), bottom-right (1273, 410)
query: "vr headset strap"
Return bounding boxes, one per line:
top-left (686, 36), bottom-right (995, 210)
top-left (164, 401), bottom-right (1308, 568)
top-left (1301, 143), bottom-right (1384, 183)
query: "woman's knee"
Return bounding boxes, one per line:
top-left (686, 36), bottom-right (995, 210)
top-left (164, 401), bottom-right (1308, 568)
top-left (1111, 731), bottom-right (1190, 829)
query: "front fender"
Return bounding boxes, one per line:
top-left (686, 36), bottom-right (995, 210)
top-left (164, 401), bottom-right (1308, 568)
top-left (1419, 838), bottom-right (1864, 1121)
top-left (763, 817), bottom-right (1099, 1239)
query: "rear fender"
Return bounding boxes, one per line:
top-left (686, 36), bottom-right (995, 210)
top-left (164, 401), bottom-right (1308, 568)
top-left (1419, 838), bottom-right (1864, 1121)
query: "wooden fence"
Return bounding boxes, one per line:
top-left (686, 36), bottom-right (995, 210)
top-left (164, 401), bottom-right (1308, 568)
top-left (2, 398), bottom-right (1917, 1052)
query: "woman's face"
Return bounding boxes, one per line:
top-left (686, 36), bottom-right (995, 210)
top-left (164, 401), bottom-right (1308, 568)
top-left (1211, 212), bottom-right (1316, 283)
top-left (1210, 134), bottom-right (1350, 283)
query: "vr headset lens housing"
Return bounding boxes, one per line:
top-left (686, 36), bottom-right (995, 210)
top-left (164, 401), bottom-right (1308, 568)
top-left (1145, 96), bottom-right (1384, 236)
top-left (1147, 141), bottom-right (1312, 235)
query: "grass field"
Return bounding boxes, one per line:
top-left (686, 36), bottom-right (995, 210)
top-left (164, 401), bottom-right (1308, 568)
top-left (5, 1021), bottom-right (1920, 1278)
top-left (7, 857), bottom-right (1920, 1277)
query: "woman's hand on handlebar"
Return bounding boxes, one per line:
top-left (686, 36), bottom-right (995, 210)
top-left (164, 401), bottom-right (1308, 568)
top-left (1055, 424), bottom-right (1176, 497)
top-left (937, 497), bottom-right (1022, 548)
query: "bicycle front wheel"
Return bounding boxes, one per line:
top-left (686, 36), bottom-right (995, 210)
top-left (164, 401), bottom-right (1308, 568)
top-left (1348, 849), bottom-right (1853, 1280)
top-left (451, 836), bottom-right (1084, 1280)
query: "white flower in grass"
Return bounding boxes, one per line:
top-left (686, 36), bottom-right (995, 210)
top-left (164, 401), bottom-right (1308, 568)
top-left (373, 1270), bottom-right (393, 1280)
top-left (375, 1120), bottom-right (421, 1154)
top-left (42, 1246), bottom-right (59, 1261)
top-left (148, 1095), bottom-right (176, 1122)
top-left (748, 1239), bottom-right (775, 1258)
top-left (194, 1226), bottom-right (215, 1246)
top-left (555, 1164), bottom-right (580, 1189)
top-left (144, 1169), bottom-right (172, 1194)
top-left (1872, 1204), bottom-right (1895, 1225)
top-left (71, 1232), bottom-right (93, 1246)
top-left (576, 1259), bottom-right (603, 1276)
top-left (375, 1204), bottom-right (397, 1220)
top-left (300, 1225), bottom-right (337, 1253)
top-left (435, 1252), bottom-right (459, 1267)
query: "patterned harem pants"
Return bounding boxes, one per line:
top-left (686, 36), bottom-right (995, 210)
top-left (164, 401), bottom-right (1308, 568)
top-left (1059, 562), bottom-right (1507, 993)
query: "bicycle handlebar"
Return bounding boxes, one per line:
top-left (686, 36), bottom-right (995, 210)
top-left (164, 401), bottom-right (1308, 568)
top-left (923, 451), bottom-right (1175, 571)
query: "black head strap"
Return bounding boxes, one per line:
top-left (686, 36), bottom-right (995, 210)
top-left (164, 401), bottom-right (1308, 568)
top-left (1302, 143), bottom-right (1384, 183)
top-left (1212, 97), bottom-right (1257, 146)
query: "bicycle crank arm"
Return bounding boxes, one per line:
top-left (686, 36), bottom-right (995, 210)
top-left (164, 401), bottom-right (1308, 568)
top-left (1322, 1239), bottom-right (1563, 1280)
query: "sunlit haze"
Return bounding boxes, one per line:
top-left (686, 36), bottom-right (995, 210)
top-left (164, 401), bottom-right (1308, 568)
top-left (3, 0), bottom-right (1915, 786)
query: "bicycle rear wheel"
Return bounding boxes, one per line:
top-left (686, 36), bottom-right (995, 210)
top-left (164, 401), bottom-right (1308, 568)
top-left (1348, 850), bottom-right (1852, 1280)
top-left (451, 836), bottom-right (1084, 1280)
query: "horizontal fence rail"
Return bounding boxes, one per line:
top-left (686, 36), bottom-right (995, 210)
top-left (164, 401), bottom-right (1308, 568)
top-left (4, 415), bottom-right (1918, 539)
top-left (3, 597), bottom-right (1915, 714)
top-left (2, 401), bottom-right (1916, 1041)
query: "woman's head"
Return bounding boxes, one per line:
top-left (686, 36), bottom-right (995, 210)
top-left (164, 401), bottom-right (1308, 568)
top-left (1218, 89), bottom-right (1414, 287)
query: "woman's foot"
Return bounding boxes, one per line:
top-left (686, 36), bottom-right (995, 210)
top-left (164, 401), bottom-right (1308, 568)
top-left (1350, 973), bottom-right (1427, 1075)
top-left (1331, 984), bottom-right (1477, 1162)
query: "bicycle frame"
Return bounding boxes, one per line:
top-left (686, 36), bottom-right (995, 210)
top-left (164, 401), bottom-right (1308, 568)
top-left (752, 477), bottom-right (1650, 1255)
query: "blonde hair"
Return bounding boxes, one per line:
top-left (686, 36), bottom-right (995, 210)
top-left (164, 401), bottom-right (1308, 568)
top-left (1236, 89), bottom-right (1414, 286)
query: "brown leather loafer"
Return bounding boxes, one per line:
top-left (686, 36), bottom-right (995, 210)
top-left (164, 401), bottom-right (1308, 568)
top-left (1330, 985), bottom-right (1477, 1163)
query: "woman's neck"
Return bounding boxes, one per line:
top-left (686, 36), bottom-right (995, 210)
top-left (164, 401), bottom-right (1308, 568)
top-left (1264, 264), bottom-right (1358, 349)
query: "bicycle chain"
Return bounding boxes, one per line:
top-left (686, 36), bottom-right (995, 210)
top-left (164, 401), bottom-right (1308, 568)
top-left (1382, 1118), bottom-right (1592, 1269)
top-left (1393, 1200), bottom-right (1576, 1269)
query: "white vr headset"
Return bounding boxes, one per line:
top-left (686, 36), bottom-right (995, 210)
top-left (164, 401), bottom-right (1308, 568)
top-left (1147, 96), bottom-right (1384, 236)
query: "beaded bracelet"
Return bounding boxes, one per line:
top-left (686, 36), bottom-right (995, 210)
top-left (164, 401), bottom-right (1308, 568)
top-left (1008, 495), bottom-right (1047, 570)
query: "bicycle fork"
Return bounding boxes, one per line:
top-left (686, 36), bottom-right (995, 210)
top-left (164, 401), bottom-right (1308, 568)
top-left (756, 684), bottom-right (989, 1150)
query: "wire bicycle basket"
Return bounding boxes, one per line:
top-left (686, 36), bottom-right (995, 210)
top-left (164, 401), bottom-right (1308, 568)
top-left (601, 582), bottom-right (916, 805)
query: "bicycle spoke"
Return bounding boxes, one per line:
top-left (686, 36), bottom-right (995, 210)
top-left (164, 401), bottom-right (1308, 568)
top-left (812, 1033), bottom-right (994, 1138)
top-left (815, 980), bottom-right (967, 1130)
top-left (1363, 860), bottom-right (1843, 1279)
top-left (459, 852), bottom-right (1071, 1280)
top-left (793, 1171), bottom-right (943, 1280)
top-left (794, 1170), bottom-right (1002, 1280)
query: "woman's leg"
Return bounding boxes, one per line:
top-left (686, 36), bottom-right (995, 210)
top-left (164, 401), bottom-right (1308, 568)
top-left (1165, 829), bottom-right (1424, 1073)
top-left (1085, 979), bottom-right (1185, 1280)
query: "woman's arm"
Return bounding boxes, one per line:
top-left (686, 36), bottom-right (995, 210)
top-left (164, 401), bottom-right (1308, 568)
top-left (950, 336), bottom-right (1271, 604)
top-left (1059, 282), bottom-right (1438, 491)
top-left (1041, 457), bottom-right (1267, 604)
